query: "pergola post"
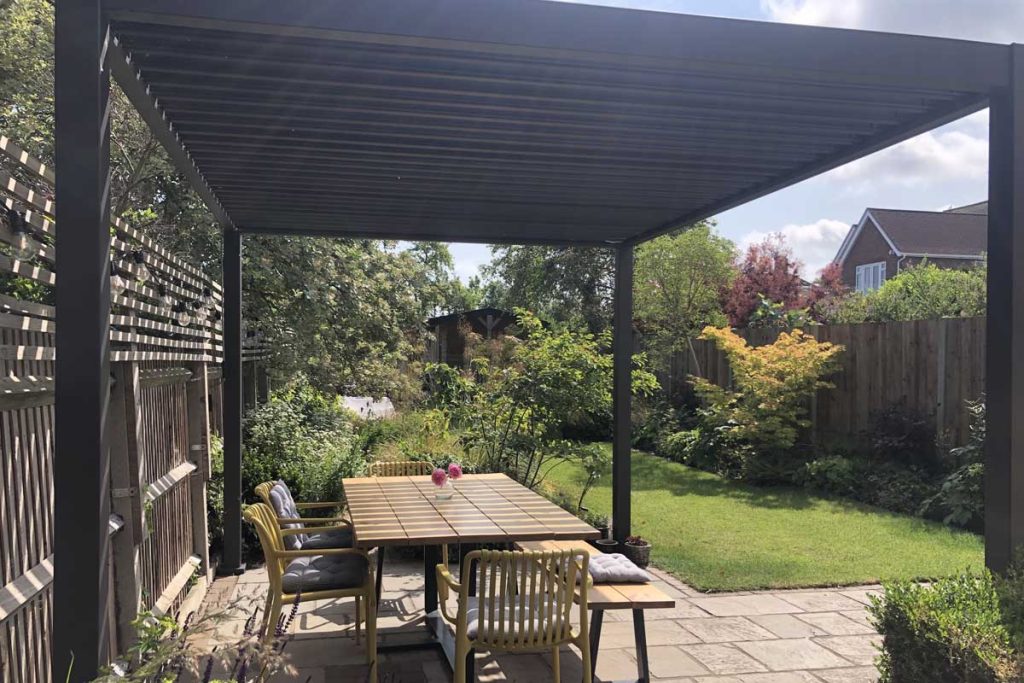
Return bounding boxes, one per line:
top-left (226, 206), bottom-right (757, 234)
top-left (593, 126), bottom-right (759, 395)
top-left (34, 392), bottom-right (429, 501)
top-left (53, 0), bottom-right (112, 677)
top-left (221, 228), bottom-right (245, 574)
top-left (986, 43), bottom-right (1024, 573)
top-left (612, 244), bottom-right (633, 542)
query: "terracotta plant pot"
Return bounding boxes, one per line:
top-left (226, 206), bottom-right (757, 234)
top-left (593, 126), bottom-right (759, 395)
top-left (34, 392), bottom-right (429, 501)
top-left (622, 541), bottom-right (651, 568)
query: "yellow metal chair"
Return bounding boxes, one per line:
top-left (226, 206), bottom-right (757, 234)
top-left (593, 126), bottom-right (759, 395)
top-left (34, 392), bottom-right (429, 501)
top-left (367, 460), bottom-right (435, 601)
top-left (367, 460), bottom-right (434, 477)
top-left (255, 480), bottom-right (354, 549)
top-left (437, 547), bottom-right (592, 683)
top-left (243, 503), bottom-right (378, 681)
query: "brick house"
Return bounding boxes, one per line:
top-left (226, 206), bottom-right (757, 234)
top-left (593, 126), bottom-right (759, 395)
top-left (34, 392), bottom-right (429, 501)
top-left (832, 201), bottom-right (988, 293)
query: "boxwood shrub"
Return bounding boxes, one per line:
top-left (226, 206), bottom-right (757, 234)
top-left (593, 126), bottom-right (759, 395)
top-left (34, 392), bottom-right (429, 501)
top-left (869, 569), bottom-right (1024, 682)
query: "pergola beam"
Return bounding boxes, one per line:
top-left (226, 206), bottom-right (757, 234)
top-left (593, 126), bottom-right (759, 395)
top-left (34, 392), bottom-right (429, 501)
top-left (985, 44), bottom-right (1024, 573)
top-left (106, 39), bottom-right (234, 230)
top-left (104, 0), bottom-right (1009, 93)
top-left (53, 0), bottom-right (113, 678)
top-left (612, 245), bottom-right (633, 541)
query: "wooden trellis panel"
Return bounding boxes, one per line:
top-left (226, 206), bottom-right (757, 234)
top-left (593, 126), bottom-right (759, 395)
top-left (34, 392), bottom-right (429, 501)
top-left (0, 135), bottom-right (222, 680)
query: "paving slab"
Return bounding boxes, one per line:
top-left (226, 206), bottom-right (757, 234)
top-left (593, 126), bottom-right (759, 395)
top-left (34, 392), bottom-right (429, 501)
top-left (813, 667), bottom-right (880, 683)
top-left (776, 591), bottom-right (866, 613)
top-left (735, 638), bottom-right (851, 671)
top-left (679, 617), bottom-right (777, 644)
top-left (690, 595), bottom-right (804, 617)
top-left (747, 614), bottom-right (828, 639)
top-left (796, 612), bottom-right (876, 636)
top-left (647, 645), bottom-right (710, 678)
top-left (682, 644), bottom-right (770, 675)
top-left (815, 635), bottom-right (882, 666)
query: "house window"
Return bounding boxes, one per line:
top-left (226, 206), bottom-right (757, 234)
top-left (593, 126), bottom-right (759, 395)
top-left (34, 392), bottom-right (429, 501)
top-left (855, 262), bottom-right (886, 293)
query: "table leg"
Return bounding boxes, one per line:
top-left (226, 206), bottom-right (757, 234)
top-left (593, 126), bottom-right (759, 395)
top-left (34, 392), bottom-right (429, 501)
top-left (375, 547), bottom-right (384, 604)
top-left (633, 609), bottom-right (650, 683)
top-left (424, 544), bottom-right (440, 615)
top-left (589, 609), bottom-right (604, 681)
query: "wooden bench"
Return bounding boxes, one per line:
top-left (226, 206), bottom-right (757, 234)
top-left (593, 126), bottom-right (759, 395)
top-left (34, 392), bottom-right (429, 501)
top-left (516, 539), bottom-right (675, 683)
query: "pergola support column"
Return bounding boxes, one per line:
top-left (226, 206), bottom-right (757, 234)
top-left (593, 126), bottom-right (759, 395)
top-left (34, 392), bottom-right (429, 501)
top-left (220, 228), bottom-right (245, 575)
top-left (612, 244), bottom-right (633, 542)
top-left (53, 0), bottom-right (112, 677)
top-left (986, 44), bottom-right (1024, 573)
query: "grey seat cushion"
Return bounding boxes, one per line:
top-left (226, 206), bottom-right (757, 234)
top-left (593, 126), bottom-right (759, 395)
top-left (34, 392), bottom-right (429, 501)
top-left (584, 553), bottom-right (652, 584)
top-left (269, 481), bottom-right (306, 550)
top-left (463, 596), bottom-right (560, 639)
top-left (281, 553), bottom-right (369, 593)
top-left (302, 526), bottom-right (354, 550)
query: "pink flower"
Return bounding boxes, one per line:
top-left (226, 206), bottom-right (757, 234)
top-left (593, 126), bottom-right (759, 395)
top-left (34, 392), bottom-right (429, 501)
top-left (448, 463), bottom-right (463, 480)
top-left (431, 468), bottom-right (447, 487)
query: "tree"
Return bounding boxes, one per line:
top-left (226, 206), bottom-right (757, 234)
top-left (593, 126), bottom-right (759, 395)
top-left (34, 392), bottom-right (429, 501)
top-left (803, 262), bottom-right (848, 323)
top-left (0, 0), bottom-right (467, 400)
top-left (723, 234), bottom-right (803, 327)
top-left (432, 310), bottom-right (658, 488)
top-left (483, 246), bottom-right (614, 333)
top-left (634, 222), bottom-right (735, 355)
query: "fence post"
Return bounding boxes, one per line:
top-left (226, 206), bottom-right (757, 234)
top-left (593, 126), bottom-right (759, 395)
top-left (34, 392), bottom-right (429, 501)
top-left (107, 362), bottom-right (145, 650)
top-left (936, 318), bottom-right (948, 444)
top-left (187, 362), bottom-right (212, 580)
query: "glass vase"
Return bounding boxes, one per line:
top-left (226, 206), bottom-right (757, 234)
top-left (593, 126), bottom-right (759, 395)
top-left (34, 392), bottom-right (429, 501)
top-left (435, 478), bottom-right (455, 500)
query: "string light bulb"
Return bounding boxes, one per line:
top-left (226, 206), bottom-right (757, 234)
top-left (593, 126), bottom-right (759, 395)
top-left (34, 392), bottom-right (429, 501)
top-left (157, 283), bottom-right (174, 311)
top-left (132, 250), bottom-right (151, 285)
top-left (110, 261), bottom-right (127, 296)
top-left (6, 208), bottom-right (34, 261)
top-left (174, 302), bottom-right (192, 328)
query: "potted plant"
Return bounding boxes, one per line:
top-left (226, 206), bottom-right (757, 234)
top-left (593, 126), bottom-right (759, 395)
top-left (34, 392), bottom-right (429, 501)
top-left (622, 535), bottom-right (652, 568)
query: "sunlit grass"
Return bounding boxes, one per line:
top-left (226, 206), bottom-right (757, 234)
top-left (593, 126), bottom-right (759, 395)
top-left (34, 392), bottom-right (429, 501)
top-left (547, 448), bottom-right (984, 592)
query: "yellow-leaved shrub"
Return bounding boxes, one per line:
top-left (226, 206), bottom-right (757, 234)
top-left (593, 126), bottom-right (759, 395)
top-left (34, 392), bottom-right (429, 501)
top-left (692, 327), bottom-right (843, 453)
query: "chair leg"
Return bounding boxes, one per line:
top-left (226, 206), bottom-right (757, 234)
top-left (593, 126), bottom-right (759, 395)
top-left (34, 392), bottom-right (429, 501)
top-left (366, 589), bottom-right (378, 675)
top-left (259, 590), bottom-right (275, 638)
top-left (551, 646), bottom-right (561, 683)
top-left (264, 595), bottom-right (283, 642)
top-left (354, 595), bottom-right (362, 645)
top-left (454, 641), bottom-right (468, 683)
top-left (375, 547), bottom-right (385, 604)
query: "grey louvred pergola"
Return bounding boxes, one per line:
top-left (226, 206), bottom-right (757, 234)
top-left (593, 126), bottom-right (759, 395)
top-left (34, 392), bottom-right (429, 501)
top-left (54, 0), bottom-right (1022, 678)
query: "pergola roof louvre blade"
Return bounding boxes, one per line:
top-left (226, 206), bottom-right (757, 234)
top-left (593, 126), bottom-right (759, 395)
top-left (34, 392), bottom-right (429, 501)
top-left (105, 3), bottom-right (1005, 245)
top-left (106, 39), bottom-right (234, 230)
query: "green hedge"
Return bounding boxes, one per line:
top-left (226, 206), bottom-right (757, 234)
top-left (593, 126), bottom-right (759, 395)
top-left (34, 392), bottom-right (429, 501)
top-left (870, 569), bottom-right (1024, 682)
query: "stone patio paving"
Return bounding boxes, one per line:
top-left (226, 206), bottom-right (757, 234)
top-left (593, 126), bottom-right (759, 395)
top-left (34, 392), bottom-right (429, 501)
top-left (201, 554), bottom-right (882, 683)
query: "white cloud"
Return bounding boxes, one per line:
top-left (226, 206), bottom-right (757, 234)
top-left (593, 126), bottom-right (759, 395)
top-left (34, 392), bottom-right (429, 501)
top-left (739, 218), bottom-right (851, 278)
top-left (825, 124), bottom-right (988, 193)
top-left (761, 0), bottom-right (1024, 43)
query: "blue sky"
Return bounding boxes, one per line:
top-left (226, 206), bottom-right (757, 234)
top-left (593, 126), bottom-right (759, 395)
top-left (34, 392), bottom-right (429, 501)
top-left (446, 0), bottom-right (1023, 280)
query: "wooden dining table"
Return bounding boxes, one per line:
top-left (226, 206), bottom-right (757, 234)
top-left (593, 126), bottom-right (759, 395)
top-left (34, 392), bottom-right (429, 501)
top-left (341, 472), bottom-right (600, 665)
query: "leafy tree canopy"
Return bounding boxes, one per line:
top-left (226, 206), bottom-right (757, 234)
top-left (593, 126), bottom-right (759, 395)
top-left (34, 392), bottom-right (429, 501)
top-left (634, 222), bottom-right (735, 352)
top-left (483, 245), bottom-right (614, 334)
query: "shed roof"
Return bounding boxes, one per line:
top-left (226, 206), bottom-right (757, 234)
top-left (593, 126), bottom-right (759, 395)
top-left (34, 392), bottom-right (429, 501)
top-left (104, 0), bottom-right (1008, 246)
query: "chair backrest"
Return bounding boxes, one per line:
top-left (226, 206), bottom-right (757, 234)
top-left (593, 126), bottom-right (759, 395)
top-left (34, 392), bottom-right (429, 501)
top-left (255, 480), bottom-right (307, 549)
top-left (243, 503), bottom-right (288, 586)
top-left (368, 460), bottom-right (433, 477)
top-left (463, 548), bottom-right (588, 649)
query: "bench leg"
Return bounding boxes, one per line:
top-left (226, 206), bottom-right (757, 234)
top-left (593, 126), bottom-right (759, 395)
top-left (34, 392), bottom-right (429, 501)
top-left (589, 609), bottom-right (604, 681)
top-left (633, 609), bottom-right (649, 683)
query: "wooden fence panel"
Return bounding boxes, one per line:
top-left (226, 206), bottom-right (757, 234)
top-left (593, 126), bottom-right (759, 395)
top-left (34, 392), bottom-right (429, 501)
top-left (0, 135), bottom-right (223, 679)
top-left (659, 317), bottom-right (986, 447)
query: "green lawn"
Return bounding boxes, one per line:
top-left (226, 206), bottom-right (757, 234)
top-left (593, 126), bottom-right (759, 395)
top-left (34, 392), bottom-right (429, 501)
top-left (547, 448), bottom-right (984, 591)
